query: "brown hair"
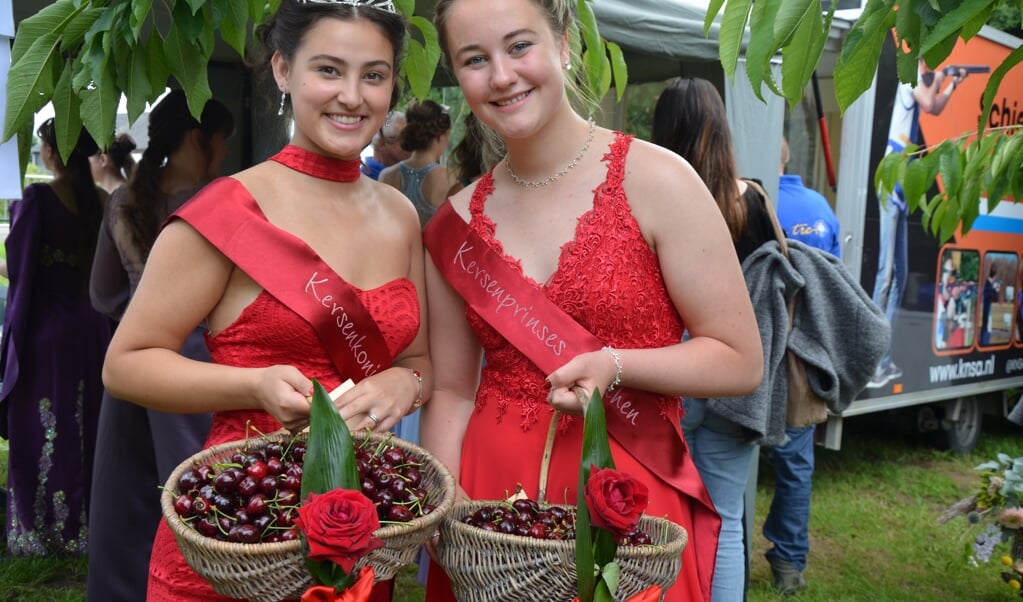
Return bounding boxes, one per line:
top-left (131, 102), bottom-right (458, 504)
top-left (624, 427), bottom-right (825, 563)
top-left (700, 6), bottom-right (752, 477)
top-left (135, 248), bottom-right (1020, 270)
top-left (400, 100), bottom-right (451, 152)
top-left (124, 90), bottom-right (235, 260)
top-left (651, 77), bottom-right (747, 241)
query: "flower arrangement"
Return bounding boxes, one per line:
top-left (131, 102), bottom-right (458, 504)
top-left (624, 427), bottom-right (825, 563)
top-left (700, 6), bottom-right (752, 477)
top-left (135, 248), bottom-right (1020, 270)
top-left (573, 389), bottom-right (663, 602)
top-left (295, 380), bottom-right (383, 602)
top-left (942, 453), bottom-right (1023, 596)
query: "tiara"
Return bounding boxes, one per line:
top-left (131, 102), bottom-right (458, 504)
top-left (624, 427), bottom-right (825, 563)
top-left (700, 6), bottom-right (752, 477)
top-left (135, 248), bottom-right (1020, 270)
top-left (300, 0), bottom-right (398, 13)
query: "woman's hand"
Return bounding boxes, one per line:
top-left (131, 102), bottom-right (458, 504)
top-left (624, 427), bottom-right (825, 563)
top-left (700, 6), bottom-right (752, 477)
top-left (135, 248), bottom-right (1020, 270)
top-left (545, 348), bottom-right (619, 415)
top-left (253, 365), bottom-right (313, 433)
top-left (333, 367), bottom-right (419, 432)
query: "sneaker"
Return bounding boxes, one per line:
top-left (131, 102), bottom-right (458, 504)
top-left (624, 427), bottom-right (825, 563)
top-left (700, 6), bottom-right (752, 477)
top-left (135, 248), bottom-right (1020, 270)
top-left (886, 363), bottom-right (903, 381)
top-left (767, 556), bottom-right (806, 596)
top-left (866, 364), bottom-right (890, 388)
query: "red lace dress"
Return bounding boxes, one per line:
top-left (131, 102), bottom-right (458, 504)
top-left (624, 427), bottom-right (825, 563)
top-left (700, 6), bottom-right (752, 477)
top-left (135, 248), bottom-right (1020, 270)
top-left (147, 283), bottom-right (419, 601)
top-left (426, 134), bottom-right (708, 602)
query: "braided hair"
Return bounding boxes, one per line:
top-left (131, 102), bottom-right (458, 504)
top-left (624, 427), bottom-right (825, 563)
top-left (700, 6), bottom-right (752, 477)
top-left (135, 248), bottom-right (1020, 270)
top-left (123, 90), bottom-right (234, 260)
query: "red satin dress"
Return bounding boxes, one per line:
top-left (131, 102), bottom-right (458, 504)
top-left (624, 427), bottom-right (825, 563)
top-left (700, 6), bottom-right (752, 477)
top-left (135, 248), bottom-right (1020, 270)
top-left (425, 134), bottom-right (714, 602)
top-left (145, 189), bottom-right (420, 600)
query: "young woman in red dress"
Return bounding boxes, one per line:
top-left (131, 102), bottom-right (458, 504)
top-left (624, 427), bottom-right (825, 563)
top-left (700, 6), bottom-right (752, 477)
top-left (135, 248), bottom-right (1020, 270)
top-left (420, 1), bottom-right (764, 601)
top-left (102, 1), bottom-right (430, 600)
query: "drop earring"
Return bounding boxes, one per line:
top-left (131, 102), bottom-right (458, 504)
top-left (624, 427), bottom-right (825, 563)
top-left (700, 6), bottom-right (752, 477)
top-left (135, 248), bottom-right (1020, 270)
top-left (277, 90), bottom-right (287, 116)
top-left (565, 62), bottom-right (571, 71)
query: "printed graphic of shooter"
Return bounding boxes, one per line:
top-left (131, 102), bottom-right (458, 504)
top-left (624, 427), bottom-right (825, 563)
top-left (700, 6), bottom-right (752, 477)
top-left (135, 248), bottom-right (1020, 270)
top-left (867, 60), bottom-right (990, 389)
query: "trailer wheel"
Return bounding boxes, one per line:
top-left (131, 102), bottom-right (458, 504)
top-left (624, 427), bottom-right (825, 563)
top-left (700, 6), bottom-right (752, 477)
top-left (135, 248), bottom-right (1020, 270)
top-left (934, 397), bottom-right (983, 454)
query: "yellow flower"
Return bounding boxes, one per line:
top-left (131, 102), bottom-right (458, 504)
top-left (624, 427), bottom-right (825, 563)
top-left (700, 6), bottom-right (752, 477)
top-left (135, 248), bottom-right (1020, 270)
top-left (1010, 579), bottom-right (1021, 590)
top-left (1003, 556), bottom-right (1014, 566)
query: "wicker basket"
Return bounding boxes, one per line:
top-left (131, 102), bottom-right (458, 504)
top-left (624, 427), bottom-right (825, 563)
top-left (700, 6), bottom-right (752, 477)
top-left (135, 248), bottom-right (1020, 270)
top-left (437, 500), bottom-right (687, 602)
top-left (160, 430), bottom-right (455, 602)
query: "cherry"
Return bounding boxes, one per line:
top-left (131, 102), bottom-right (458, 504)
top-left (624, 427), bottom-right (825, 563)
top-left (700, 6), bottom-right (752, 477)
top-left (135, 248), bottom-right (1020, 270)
top-left (238, 475), bottom-right (259, 497)
top-left (174, 495), bottom-right (195, 518)
top-left (246, 461), bottom-right (268, 481)
top-left (388, 505), bottom-right (414, 522)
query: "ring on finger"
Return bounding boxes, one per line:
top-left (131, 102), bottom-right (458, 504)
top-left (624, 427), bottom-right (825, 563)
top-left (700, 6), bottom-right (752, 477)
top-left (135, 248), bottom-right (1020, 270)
top-left (368, 412), bottom-right (381, 426)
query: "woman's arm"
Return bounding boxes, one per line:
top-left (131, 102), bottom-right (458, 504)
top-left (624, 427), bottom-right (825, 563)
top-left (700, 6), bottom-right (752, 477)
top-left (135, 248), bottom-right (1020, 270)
top-left (419, 244), bottom-right (481, 488)
top-left (103, 220), bottom-right (314, 431)
top-left (546, 142), bottom-right (763, 407)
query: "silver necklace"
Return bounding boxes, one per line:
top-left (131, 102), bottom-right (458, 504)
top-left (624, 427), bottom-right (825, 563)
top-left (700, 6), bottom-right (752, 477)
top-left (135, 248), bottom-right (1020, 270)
top-left (504, 119), bottom-right (596, 188)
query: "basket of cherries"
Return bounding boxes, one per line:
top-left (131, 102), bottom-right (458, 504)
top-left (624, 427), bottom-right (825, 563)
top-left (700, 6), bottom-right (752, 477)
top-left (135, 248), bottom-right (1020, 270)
top-left (436, 389), bottom-right (687, 602)
top-left (160, 385), bottom-right (455, 602)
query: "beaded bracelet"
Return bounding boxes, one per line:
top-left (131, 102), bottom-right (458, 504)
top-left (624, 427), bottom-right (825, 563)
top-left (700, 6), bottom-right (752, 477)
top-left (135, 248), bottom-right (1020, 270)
top-left (603, 346), bottom-right (622, 391)
top-left (408, 369), bottom-right (424, 412)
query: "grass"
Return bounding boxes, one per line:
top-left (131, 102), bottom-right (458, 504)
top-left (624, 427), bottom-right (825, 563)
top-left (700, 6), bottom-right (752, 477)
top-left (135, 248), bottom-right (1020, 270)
top-left (0, 412), bottom-right (1021, 601)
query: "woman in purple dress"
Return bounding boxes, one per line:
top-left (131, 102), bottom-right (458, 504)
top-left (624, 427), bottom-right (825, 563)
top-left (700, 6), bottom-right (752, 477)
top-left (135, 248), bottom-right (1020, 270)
top-left (0, 119), bottom-right (112, 555)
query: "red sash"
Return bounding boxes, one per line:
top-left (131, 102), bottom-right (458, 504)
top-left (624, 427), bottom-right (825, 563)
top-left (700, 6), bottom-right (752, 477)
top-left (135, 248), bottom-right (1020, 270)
top-left (424, 202), bottom-right (720, 600)
top-left (174, 177), bottom-right (391, 382)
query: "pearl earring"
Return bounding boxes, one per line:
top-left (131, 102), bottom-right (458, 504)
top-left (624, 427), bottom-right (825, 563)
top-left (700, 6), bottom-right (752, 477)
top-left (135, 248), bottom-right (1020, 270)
top-left (565, 62), bottom-right (571, 71)
top-left (277, 90), bottom-right (288, 116)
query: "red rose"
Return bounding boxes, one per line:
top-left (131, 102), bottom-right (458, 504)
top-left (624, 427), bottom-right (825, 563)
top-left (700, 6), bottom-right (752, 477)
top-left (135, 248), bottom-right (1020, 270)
top-left (294, 489), bottom-right (384, 573)
top-left (583, 465), bottom-right (650, 536)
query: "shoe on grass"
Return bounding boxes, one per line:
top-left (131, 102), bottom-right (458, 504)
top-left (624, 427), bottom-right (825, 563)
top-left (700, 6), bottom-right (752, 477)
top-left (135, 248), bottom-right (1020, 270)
top-left (767, 556), bottom-right (806, 596)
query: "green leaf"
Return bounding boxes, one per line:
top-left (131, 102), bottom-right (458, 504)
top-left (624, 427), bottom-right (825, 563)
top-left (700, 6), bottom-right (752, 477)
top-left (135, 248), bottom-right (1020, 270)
top-left (15, 119), bottom-right (33, 188)
top-left (773, 0), bottom-right (816, 48)
top-left (147, 32), bottom-right (171, 96)
top-left (577, 0), bottom-right (604, 101)
top-left (875, 147), bottom-right (908, 202)
top-left (301, 379), bottom-right (359, 498)
top-left (744, 0), bottom-right (782, 102)
top-left (62, 7), bottom-right (105, 51)
top-left (606, 41), bottom-right (628, 102)
top-left (938, 143), bottom-right (963, 198)
top-left (978, 44), bottom-right (1023, 139)
top-left (10, 0), bottom-right (75, 64)
top-left (833, 3), bottom-right (894, 112)
top-left (80, 60), bottom-right (119, 153)
top-left (126, 45), bottom-right (154, 125)
top-left (300, 379), bottom-right (360, 591)
top-left (184, 0), bottom-right (206, 17)
top-left (939, 193), bottom-right (962, 242)
top-left (719, 0), bottom-right (754, 81)
top-left (215, 0), bottom-right (250, 57)
top-left (131, 0), bottom-right (154, 38)
top-left (781, 0), bottom-right (831, 108)
top-left (172, 0), bottom-right (206, 47)
top-left (51, 62), bottom-right (83, 166)
top-left (575, 498), bottom-right (595, 602)
top-left (893, 7), bottom-right (921, 85)
top-left (600, 561), bottom-right (621, 598)
top-left (919, 0), bottom-right (995, 56)
top-left (404, 39), bottom-right (432, 101)
top-left (394, 0), bottom-right (414, 18)
top-left (408, 16), bottom-right (441, 90)
top-left (902, 156), bottom-right (930, 214)
top-left (4, 31), bottom-right (61, 143)
top-left (704, 0), bottom-right (727, 37)
top-left (594, 578), bottom-right (614, 602)
top-left (184, 61), bottom-right (214, 126)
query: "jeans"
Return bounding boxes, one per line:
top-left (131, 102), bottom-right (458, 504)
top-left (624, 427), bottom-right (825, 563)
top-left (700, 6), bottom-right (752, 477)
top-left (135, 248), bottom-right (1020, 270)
top-left (871, 193), bottom-right (908, 367)
top-left (763, 425), bottom-right (815, 571)
top-left (682, 399), bottom-right (757, 602)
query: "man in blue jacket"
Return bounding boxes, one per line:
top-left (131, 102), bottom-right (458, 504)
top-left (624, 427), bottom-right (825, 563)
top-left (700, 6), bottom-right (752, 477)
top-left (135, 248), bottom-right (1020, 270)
top-left (765, 137), bottom-right (841, 595)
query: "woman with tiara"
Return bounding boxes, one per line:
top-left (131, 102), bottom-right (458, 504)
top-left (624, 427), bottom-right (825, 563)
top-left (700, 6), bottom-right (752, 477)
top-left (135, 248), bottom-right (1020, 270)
top-left (102, 1), bottom-right (430, 600)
